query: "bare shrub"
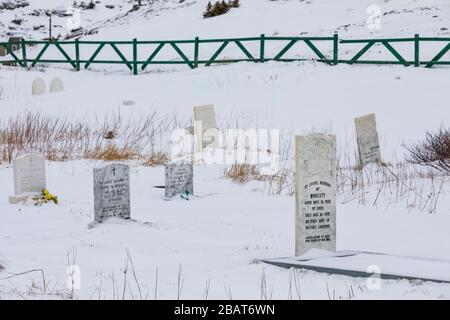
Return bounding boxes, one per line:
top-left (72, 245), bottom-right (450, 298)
top-left (404, 128), bottom-right (450, 172)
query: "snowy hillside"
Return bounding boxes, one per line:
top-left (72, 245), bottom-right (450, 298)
top-left (0, 0), bottom-right (450, 300)
top-left (1, 0), bottom-right (449, 40)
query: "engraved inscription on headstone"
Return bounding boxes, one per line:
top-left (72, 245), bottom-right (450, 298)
top-left (93, 163), bottom-right (130, 223)
top-left (295, 133), bottom-right (336, 256)
top-left (50, 77), bottom-right (64, 93)
top-left (165, 163), bottom-right (194, 199)
top-left (354, 113), bottom-right (381, 167)
top-left (193, 105), bottom-right (218, 148)
top-left (32, 77), bottom-right (45, 95)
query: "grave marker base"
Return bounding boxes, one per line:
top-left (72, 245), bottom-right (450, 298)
top-left (263, 250), bottom-right (450, 284)
top-left (9, 192), bottom-right (40, 204)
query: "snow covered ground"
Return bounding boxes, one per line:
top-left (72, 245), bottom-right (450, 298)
top-left (0, 0), bottom-right (450, 300)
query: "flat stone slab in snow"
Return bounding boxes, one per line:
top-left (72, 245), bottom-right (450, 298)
top-left (263, 250), bottom-right (450, 283)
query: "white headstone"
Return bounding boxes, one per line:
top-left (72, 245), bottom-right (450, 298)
top-left (193, 105), bottom-right (219, 149)
top-left (93, 163), bottom-right (130, 223)
top-left (354, 113), bottom-right (381, 167)
top-left (49, 77), bottom-right (64, 93)
top-left (295, 133), bottom-right (336, 256)
top-left (32, 77), bottom-right (45, 95)
top-left (165, 163), bottom-right (194, 199)
top-left (9, 154), bottom-right (46, 203)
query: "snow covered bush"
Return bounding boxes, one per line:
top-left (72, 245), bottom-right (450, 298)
top-left (405, 128), bottom-right (450, 172)
top-left (0, 0), bottom-right (29, 10)
top-left (72, 0), bottom-right (96, 10)
top-left (203, 0), bottom-right (240, 18)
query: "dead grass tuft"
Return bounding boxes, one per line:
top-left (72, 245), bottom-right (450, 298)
top-left (87, 144), bottom-right (139, 161)
top-left (142, 152), bottom-right (168, 167)
top-left (224, 164), bottom-right (259, 184)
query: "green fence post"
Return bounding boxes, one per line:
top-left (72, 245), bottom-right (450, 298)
top-left (75, 38), bottom-right (80, 71)
top-left (21, 38), bottom-right (27, 68)
top-left (414, 34), bottom-right (420, 67)
top-left (260, 34), bottom-right (265, 63)
top-left (133, 38), bottom-right (138, 75)
top-left (333, 33), bottom-right (339, 65)
top-left (194, 37), bottom-right (199, 68)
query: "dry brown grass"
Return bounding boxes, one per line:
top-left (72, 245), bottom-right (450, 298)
top-left (87, 144), bottom-right (139, 161)
top-left (0, 111), bottom-right (175, 165)
top-left (224, 164), bottom-right (259, 184)
top-left (222, 135), bottom-right (449, 213)
top-left (142, 152), bottom-right (168, 167)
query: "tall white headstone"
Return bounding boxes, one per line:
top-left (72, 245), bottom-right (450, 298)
top-left (295, 133), bottom-right (336, 256)
top-left (93, 163), bottom-right (131, 223)
top-left (354, 113), bottom-right (381, 167)
top-left (9, 154), bottom-right (46, 203)
top-left (32, 77), bottom-right (45, 95)
top-left (50, 77), bottom-right (64, 93)
top-left (193, 105), bottom-right (218, 149)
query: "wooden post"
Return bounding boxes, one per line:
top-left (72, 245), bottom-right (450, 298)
top-left (21, 38), bottom-right (27, 68)
top-left (333, 33), bottom-right (339, 65)
top-left (49, 15), bottom-right (52, 40)
top-left (133, 38), bottom-right (138, 75)
top-left (414, 34), bottom-right (420, 67)
top-left (260, 34), bottom-right (265, 63)
top-left (75, 38), bottom-right (80, 71)
top-left (194, 37), bottom-right (199, 68)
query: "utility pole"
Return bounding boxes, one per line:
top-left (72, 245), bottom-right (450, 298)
top-left (48, 14), bottom-right (52, 40)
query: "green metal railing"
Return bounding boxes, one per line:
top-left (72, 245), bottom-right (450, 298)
top-left (1, 34), bottom-right (449, 75)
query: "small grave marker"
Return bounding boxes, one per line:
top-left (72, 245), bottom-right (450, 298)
top-left (165, 163), bottom-right (194, 199)
top-left (354, 113), bottom-right (381, 166)
top-left (93, 163), bottom-right (131, 223)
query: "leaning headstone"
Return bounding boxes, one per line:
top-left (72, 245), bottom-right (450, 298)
top-left (165, 163), bottom-right (194, 199)
top-left (9, 154), bottom-right (46, 204)
top-left (193, 105), bottom-right (219, 149)
top-left (354, 113), bottom-right (381, 167)
top-left (49, 77), bottom-right (64, 93)
top-left (32, 77), bottom-right (45, 95)
top-left (295, 133), bottom-right (337, 256)
top-left (93, 163), bottom-right (130, 223)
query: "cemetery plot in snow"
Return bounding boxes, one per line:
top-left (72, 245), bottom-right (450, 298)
top-left (0, 0), bottom-right (449, 300)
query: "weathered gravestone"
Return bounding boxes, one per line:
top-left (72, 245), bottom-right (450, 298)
top-left (295, 133), bottom-right (336, 256)
top-left (93, 163), bottom-right (130, 223)
top-left (9, 154), bottom-right (46, 203)
top-left (50, 77), bottom-right (64, 93)
top-left (354, 113), bottom-right (381, 167)
top-left (32, 77), bottom-right (45, 95)
top-left (165, 163), bottom-right (194, 199)
top-left (193, 105), bottom-right (218, 149)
